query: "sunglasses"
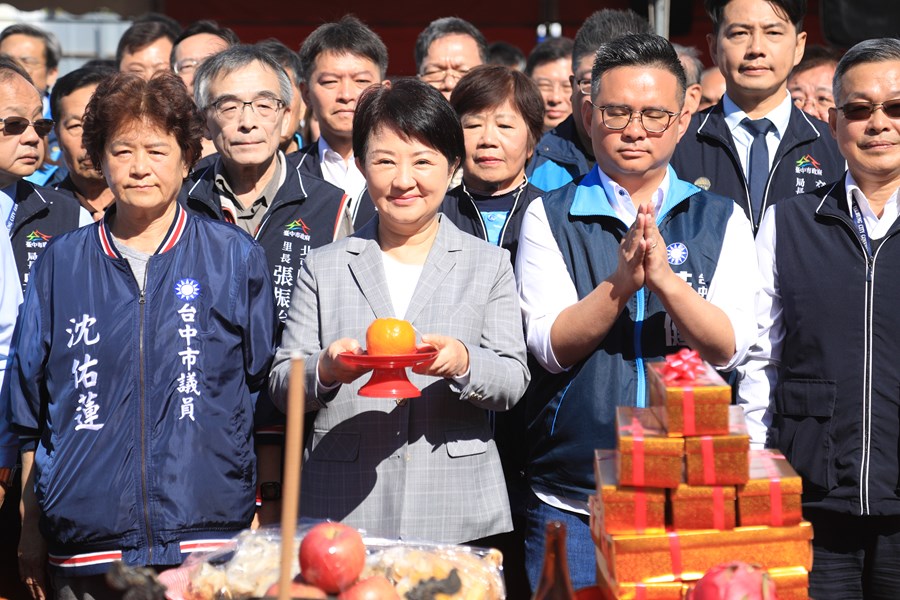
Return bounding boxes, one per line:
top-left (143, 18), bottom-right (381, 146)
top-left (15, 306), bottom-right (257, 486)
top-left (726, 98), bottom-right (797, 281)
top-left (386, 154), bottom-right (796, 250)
top-left (837, 99), bottom-right (900, 121)
top-left (0, 116), bottom-right (54, 137)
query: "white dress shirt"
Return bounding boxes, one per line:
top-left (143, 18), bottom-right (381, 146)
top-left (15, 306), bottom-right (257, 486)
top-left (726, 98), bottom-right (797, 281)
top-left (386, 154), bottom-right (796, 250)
top-left (318, 136), bottom-right (368, 222)
top-left (737, 172), bottom-right (900, 447)
top-left (722, 92), bottom-right (794, 177)
top-left (516, 166), bottom-right (759, 375)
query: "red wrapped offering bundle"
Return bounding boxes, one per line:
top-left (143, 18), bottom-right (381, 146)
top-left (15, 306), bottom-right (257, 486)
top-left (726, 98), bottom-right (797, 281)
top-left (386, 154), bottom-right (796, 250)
top-left (647, 349), bottom-right (731, 437)
top-left (670, 484), bottom-right (736, 531)
top-left (616, 407), bottom-right (684, 489)
top-left (595, 521), bottom-right (813, 592)
top-left (737, 449), bottom-right (803, 527)
top-left (684, 407), bottom-right (750, 486)
top-left (593, 450), bottom-right (666, 535)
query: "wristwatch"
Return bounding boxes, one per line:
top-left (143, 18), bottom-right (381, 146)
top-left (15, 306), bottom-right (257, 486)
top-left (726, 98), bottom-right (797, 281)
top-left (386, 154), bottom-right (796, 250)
top-left (0, 467), bottom-right (15, 491)
top-left (259, 481), bottom-right (282, 501)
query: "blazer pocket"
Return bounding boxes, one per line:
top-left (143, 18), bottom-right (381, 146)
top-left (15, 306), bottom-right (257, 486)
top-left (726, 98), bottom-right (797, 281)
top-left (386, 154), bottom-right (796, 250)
top-left (774, 379), bottom-right (837, 493)
top-left (445, 428), bottom-right (488, 458)
top-left (309, 430), bottom-right (360, 462)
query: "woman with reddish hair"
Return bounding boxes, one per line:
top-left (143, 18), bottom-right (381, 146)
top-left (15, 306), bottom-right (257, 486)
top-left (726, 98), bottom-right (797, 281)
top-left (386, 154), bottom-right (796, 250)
top-left (9, 72), bottom-right (276, 600)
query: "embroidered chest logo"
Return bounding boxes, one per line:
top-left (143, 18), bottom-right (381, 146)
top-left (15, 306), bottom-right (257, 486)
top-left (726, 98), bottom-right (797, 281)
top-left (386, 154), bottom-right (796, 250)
top-left (284, 218), bottom-right (312, 241)
top-left (666, 242), bottom-right (688, 265)
top-left (25, 230), bottom-right (50, 248)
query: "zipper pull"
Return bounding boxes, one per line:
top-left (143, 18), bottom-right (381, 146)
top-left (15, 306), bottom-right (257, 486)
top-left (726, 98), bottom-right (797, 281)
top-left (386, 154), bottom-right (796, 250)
top-left (139, 290), bottom-right (146, 304)
top-left (867, 258), bottom-right (874, 283)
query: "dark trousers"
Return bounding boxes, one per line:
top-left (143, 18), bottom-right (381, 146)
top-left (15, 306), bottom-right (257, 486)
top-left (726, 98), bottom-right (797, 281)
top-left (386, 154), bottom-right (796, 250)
top-left (806, 507), bottom-right (900, 600)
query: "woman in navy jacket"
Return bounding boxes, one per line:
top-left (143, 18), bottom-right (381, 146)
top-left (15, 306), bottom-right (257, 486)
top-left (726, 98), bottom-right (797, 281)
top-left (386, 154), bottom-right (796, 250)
top-left (8, 72), bottom-right (276, 599)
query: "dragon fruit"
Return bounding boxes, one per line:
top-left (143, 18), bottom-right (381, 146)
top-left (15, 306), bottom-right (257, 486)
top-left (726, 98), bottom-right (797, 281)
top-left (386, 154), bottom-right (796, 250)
top-left (688, 562), bottom-right (778, 600)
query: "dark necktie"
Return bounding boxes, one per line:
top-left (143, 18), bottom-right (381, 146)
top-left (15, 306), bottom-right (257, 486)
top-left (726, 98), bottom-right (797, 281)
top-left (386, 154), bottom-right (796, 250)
top-left (741, 117), bottom-right (774, 224)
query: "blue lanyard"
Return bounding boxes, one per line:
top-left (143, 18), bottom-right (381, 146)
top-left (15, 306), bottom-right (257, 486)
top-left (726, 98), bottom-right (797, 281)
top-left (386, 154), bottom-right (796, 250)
top-left (851, 195), bottom-right (872, 258)
top-left (5, 201), bottom-right (16, 234)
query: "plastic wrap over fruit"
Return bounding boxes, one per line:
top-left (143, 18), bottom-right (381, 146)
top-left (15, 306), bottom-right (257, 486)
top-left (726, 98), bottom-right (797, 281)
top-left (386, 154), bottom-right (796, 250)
top-left (159, 523), bottom-right (506, 600)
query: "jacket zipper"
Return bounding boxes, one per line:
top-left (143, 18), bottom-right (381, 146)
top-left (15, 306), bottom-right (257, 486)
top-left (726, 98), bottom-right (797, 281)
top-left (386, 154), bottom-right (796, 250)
top-left (821, 210), bottom-right (875, 515)
top-left (138, 268), bottom-right (153, 560)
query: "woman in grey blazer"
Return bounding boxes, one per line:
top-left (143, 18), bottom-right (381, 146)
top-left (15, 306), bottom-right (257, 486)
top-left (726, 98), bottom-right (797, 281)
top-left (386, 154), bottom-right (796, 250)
top-left (269, 79), bottom-right (530, 544)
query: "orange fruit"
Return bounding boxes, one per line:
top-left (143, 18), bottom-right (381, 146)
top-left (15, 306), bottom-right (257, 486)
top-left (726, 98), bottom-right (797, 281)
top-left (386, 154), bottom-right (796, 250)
top-left (366, 318), bottom-right (416, 356)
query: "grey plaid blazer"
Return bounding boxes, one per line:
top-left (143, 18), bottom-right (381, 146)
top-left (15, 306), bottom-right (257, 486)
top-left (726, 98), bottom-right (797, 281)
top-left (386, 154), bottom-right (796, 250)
top-left (269, 215), bottom-right (530, 543)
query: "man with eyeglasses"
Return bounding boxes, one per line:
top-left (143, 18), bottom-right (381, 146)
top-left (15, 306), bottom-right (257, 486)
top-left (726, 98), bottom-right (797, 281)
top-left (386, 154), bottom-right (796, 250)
top-left (671, 0), bottom-right (843, 236)
top-left (0, 57), bottom-right (82, 290)
top-left (526, 9), bottom-right (652, 193)
top-left (171, 20), bottom-right (238, 97)
top-left (415, 17), bottom-right (486, 101)
top-left (0, 24), bottom-right (64, 187)
top-left (292, 15), bottom-right (387, 229)
top-left (738, 38), bottom-right (900, 599)
top-left (516, 33), bottom-right (758, 590)
top-left (181, 45), bottom-right (350, 527)
top-left (525, 37), bottom-right (575, 133)
top-left (787, 45), bottom-right (839, 122)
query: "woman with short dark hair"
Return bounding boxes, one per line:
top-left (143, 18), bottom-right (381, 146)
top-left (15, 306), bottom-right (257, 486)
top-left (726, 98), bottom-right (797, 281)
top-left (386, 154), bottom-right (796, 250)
top-left (269, 78), bottom-right (529, 546)
top-left (10, 72), bottom-right (276, 599)
top-left (442, 64), bottom-right (546, 268)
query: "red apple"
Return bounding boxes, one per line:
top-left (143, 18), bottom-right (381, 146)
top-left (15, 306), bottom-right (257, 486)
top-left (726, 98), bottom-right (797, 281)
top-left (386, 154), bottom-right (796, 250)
top-left (299, 522), bottom-right (366, 594)
top-left (264, 577), bottom-right (327, 599)
top-left (338, 575), bottom-right (400, 600)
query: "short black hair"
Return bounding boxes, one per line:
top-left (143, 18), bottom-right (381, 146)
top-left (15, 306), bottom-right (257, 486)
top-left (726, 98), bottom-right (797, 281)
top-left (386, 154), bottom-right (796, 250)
top-left (591, 33), bottom-right (688, 107)
top-left (414, 17), bottom-right (488, 73)
top-left (573, 9), bottom-right (652, 72)
top-left (705, 0), bottom-right (806, 33)
top-left (50, 65), bottom-right (117, 123)
top-left (256, 38), bottom-right (303, 85)
top-left (0, 24), bottom-right (61, 70)
top-left (487, 41), bottom-right (525, 71)
top-left (170, 20), bottom-right (239, 67)
top-left (353, 78), bottom-right (464, 169)
top-left (116, 19), bottom-right (180, 67)
top-left (790, 44), bottom-right (840, 78)
top-left (525, 37), bottom-right (574, 76)
top-left (298, 15), bottom-right (388, 83)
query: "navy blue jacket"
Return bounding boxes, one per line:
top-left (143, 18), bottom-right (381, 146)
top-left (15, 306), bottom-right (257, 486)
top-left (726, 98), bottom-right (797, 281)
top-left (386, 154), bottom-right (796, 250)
top-left (769, 176), bottom-right (900, 516)
top-left (180, 154), bottom-right (348, 327)
top-left (8, 205), bottom-right (277, 575)
top-left (290, 140), bottom-right (378, 229)
top-left (440, 181), bottom-right (544, 269)
top-left (671, 102), bottom-right (844, 234)
top-left (525, 115), bottom-right (593, 193)
top-left (9, 181), bottom-right (83, 291)
top-left (526, 168), bottom-right (732, 501)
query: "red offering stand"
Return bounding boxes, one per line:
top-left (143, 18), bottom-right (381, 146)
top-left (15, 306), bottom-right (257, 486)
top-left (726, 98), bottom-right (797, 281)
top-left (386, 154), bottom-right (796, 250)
top-left (340, 347), bottom-right (438, 398)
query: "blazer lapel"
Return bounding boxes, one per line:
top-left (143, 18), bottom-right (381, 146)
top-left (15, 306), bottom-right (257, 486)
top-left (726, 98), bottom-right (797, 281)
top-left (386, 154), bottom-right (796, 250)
top-left (404, 216), bottom-right (461, 323)
top-left (347, 222), bottom-right (395, 319)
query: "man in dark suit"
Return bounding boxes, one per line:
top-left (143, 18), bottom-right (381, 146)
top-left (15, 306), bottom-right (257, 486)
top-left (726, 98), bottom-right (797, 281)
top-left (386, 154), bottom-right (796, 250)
top-left (292, 15), bottom-right (387, 229)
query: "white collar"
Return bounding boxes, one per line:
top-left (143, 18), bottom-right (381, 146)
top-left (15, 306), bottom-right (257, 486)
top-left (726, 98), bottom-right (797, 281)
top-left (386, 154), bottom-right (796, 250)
top-left (318, 135), bottom-right (354, 165)
top-left (722, 91), bottom-right (793, 139)
top-left (845, 170), bottom-right (900, 218)
top-left (596, 166), bottom-right (670, 225)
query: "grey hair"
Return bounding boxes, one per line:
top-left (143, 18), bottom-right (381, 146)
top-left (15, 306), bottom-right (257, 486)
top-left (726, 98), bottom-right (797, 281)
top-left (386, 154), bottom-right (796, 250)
top-left (833, 38), bottom-right (900, 103)
top-left (193, 44), bottom-right (292, 110)
top-left (414, 17), bottom-right (487, 73)
top-left (673, 44), bottom-right (703, 87)
top-left (0, 23), bottom-right (61, 69)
